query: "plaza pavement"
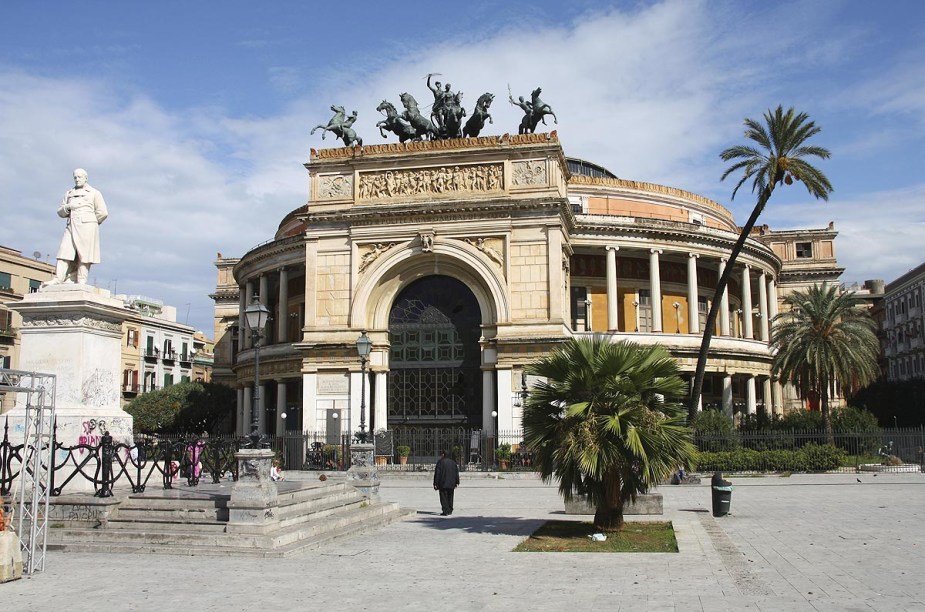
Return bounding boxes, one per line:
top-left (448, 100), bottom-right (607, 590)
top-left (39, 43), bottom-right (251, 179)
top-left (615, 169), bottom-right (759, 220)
top-left (3, 471), bottom-right (925, 611)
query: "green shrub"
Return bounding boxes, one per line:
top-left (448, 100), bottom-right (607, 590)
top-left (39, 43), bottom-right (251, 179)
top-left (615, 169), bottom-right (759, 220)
top-left (695, 443), bottom-right (844, 473)
top-left (691, 409), bottom-right (738, 452)
top-left (773, 409), bottom-right (824, 431)
top-left (800, 443), bottom-right (846, 471)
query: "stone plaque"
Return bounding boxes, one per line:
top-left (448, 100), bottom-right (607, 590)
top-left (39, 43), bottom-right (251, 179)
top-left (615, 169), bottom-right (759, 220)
top-left (318, 174), bottom-right (353, 200)
top-left (511, 160), bottom-right (547, 186)
top-left (317, 372), bottom-right (349, 395)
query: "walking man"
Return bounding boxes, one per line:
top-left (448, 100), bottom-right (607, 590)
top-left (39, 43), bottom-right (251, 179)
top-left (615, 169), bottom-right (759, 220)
top-left (433, 450), bottom-right (459, 516)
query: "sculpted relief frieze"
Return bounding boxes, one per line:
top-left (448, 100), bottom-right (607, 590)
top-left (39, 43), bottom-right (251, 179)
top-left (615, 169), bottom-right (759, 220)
top-left (318, 174), bottom-right (354, 200)
top-left (358, 163), bottom-right (503, 200)
top-left (22, 314), bottom-right (122, 333)
top-left (464, 237), bottom-right (504, 268)
top-left (511, 159), bottom-right (547, 186)
top-left (358, 242), bottom-right (396, 273)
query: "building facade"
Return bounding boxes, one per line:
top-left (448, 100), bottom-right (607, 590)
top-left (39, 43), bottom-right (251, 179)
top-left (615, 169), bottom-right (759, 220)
top-left (213, 135), bottom-right (842, 439)
top-left (884, 262), bottom-right (925, 381)
top-left (0, 246), bottom-right (54, 412)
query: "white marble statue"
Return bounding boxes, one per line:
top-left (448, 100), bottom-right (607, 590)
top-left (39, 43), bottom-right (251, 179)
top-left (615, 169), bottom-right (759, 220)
top-left (49, 168), bottom-right (108, 285)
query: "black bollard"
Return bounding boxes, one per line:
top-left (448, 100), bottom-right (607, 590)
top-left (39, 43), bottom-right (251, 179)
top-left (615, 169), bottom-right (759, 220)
top-left (97, 431), bottom-right (114, 498)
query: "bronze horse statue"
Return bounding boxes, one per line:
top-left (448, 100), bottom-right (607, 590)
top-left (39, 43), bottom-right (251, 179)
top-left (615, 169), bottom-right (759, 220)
top-left (463, 92), bottom-right (494, 138)
top-left (510, 87), bottom-right (558, 134)
top-left (399, 93), bottom-right (437, 141)
top-left (439, 91), bottom-right (466, 139)
top-left (376, 100), bottom-right (420, 142)
top-left (311, 105), bottom-right (363, 147)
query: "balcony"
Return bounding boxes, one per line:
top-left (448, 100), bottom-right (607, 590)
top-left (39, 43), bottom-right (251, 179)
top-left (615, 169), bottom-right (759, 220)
top-left (144, 348), bottom-right (160, 362)
top-left (0, 326), bottom-right (15, 344)
top-left (162, 351), bottom-right (177, 364)
top-left (122, 384), bottom-right (140, 396)
top-left (179, 353), bottom-right (192, 365)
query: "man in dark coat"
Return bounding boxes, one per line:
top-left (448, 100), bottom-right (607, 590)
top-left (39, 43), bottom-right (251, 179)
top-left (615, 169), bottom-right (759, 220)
top-left (433, 450), bottom-right (460, 516)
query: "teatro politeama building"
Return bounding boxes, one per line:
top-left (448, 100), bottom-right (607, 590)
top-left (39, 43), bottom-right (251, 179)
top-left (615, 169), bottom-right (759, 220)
top-left (212, 133), bottom-right (841, 443)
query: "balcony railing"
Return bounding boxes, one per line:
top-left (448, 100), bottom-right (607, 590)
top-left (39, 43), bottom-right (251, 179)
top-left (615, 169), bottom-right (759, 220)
top-left (122, 384), bottom-right (140, 394)
top-left (144, 348), bottom-right (160, 360)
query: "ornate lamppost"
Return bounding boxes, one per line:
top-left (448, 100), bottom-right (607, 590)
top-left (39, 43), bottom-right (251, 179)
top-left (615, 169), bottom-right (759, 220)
top-left (355, 330), bottom-right (372, 443)
top-left (244, 296), bottom-right (270, 448)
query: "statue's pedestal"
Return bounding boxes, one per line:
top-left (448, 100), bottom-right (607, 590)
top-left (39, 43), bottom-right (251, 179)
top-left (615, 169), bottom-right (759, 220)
top-left (227, 448), bottom-right (279, 534)
top-left (7, 285), bottom-right (133, 492)
top-left (347, 442), bottom-right (379, 499)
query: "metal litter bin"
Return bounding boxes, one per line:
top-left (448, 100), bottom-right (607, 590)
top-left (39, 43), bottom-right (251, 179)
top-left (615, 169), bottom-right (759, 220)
top-left (711, 471), bottom-right (733, 517)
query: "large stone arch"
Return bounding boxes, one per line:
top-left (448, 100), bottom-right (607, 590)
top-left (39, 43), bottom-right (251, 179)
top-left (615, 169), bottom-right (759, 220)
top-left (350, 239), bottom-right (510, 331)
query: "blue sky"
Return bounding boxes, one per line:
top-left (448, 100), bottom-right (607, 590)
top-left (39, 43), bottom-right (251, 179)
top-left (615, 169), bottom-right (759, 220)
top-left (2, 0), bottom-right (923, 335)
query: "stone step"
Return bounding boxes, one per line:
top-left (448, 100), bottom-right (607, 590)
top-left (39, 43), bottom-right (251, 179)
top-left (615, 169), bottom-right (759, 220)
top-left (116, 505), bottom-right (226, 523)
top-left (47, 503), bottom-right (414, 556)
top-left (105, 519), bottom-right (228, 533)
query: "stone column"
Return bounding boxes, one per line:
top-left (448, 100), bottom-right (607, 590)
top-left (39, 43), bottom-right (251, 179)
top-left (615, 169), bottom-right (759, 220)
top-left (495, 368), bottom-right (513, 432)
top-left (374, 371), bottom-right (388, 432)
top-left (719, 259), bottom-right (730, 336)
top-left (768, 276), bottom-right (779, 328)
top-left (746, 375), bottom-right (757, 415)
top-left (687, 253), bottom-right (699, 334)
top-left (277, 267), bottom-right (289, 343)
top-left (772, 381), bottom-right (783, 416)
top-left (758, 270), bottom-right (769, 342)
top-left (243, 281), bottom-right (254, 349)
top-left (649, 249), bottom-right (663, 332)
top-left (722, 375), bottom-right (733, 418)
top-left (606, 246), bottom-right (619, 331)
top-left (742, 265), bottom-right (753, 339)
top-left (276, 381), bottom-right (287, 436)
top-left (547, 228), bottom-right (563, 322)
top-left (762, 377), bottom-right (773, 418)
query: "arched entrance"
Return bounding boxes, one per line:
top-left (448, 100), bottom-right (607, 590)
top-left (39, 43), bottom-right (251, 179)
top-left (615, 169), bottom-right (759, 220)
top-left (387, 276), bottom-right (483, 428)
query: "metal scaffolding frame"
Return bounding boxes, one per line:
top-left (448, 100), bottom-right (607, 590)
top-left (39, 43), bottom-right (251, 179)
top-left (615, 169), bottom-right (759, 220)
top-left (0, 368), bottom-right (55, 575)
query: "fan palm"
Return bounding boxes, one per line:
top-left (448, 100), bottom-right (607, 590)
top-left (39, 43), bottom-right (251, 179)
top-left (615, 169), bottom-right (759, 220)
top-left (690, 106), bottom-right (834, 419)
top-left (523, 338), bottom-right (696, 531)
top-left (771, 283), bottom-right (879, 434)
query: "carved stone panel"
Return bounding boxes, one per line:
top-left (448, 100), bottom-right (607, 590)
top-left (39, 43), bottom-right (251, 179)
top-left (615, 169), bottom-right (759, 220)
top-left (358, 163), bottom-right (503, 200)
top-left (511, 160), bottom-right (547, 187)
top-left (358, 242), bottom-right (395, 273)
top-left (464, 237), bottom-right (504, 268)
top-left (318, 174), bottom-right (354, 200)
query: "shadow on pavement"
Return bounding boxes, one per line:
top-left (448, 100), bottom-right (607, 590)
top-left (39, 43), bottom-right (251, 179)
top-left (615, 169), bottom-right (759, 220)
top-left (412, 514), bottom-right (549, 536)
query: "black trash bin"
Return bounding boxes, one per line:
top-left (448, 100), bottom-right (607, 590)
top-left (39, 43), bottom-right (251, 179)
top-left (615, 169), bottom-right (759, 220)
top-left (711, 471), bottom-right (733, 517)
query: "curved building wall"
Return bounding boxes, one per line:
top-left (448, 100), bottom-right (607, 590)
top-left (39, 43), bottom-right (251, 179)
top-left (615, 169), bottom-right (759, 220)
top-left (216, 133), bottom-right (835, 441)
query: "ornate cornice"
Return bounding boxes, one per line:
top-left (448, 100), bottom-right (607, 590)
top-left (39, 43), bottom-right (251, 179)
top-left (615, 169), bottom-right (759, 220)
top-left (568, 175), bottom-right (732, 221)
top-left (310, 132), bottom-right (558, 161)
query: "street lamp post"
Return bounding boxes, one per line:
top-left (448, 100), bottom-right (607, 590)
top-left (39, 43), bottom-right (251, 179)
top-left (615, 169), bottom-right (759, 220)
top-left (355, 330), bottom-right (372, 443)
top-left (244, 295), bottom-right (270, 448)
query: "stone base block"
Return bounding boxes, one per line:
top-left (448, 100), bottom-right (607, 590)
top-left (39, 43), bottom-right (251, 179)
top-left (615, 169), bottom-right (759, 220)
top-left (227, 449), bottom-right (279, 533)
top-left (0, 531), bottom-right (23, 582)
top-left (564, 493), bottom-right (663, 515)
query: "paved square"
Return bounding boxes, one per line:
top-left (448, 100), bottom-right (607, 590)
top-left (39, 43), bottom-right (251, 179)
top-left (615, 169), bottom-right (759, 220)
top-left (4, 472), bottom-right (925, 611)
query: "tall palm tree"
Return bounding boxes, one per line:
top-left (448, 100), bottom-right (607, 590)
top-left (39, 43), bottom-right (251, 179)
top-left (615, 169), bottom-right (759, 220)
top-left (771, 283), bottom-right (880, 433)
top-left (690, 106), bottom-right (834, 419)
top-left (523, 338), bottom-right (696, 531)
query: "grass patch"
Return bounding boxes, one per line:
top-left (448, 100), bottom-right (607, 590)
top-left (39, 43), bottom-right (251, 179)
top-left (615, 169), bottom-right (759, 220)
top-left (514, 520), bottom-right (677, 553)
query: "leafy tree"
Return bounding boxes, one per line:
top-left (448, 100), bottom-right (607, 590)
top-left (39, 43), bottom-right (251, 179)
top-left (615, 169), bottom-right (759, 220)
top-left (691, 106), bottom-right (833, 419)
top-left (125, 382), bottom-right (235, 435)
top-left (523, 338), bottom-right (696, 531)
top-left (771, 284), bottom-right (880, 434)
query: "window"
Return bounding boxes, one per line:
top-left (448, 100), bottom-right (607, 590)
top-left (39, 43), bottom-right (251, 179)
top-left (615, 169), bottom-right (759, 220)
top-left (181, 375), bottom-right (190, 383)
top-left (0, 272), bottom-right (10, 290)
top-left (1, 355), bottom-right (10, 369)
top-left (164, 373), bottom-right (174, 387)
top-left (795, 242), bottom-right (813, 258)
top-left (181, 342), bottom-right (189, 360)
top-left (28, 279), bottom-right (41, 293)
top-left (570, 287), bottom-right (589, 331)
top-left (689, 212), bottom-right (704, 226)
top-left (637, 289), bottom-right (652, 333)
top-left (0, 309), bottom-right (10, 331)
top-left (127, 328), bottom-right (138, 347)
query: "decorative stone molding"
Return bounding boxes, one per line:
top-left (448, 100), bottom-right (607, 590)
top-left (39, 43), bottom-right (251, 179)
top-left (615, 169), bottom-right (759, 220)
top-left (21, 314), bottom-right (121, 333)
top-left (511, 159), bottom-right (547, 186)
top-left (419, 231), bottom-right (435, 253)
top-left (357, 163), bottom-right (503, 200)
top-left (318, 174), bottom-right (353, 199)
top-left (359, 242), bottom-right (396, 273)
top-left (465, 237), bottom-right (504, 267)
top-left (310, 132), bottom-right (558, 160)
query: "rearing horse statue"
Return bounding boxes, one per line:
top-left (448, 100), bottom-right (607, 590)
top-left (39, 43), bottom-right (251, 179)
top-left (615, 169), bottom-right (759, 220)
top-left (376, 100), bottom-right (420, 142)
top-left (311, 105), bottom-right (363, 147)
top-left (398, 93), bottom-right (437, 141)
top-left (463, 93), bottom-right (494, 138)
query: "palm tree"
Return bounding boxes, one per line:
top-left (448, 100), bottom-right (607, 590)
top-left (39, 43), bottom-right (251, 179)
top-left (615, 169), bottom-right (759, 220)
top-left (771, 283), bottom-right (880, 433)
top-left (523, 337), bottom-right (696, 531)
top-left (690, 106), bottom-right (834, 419)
